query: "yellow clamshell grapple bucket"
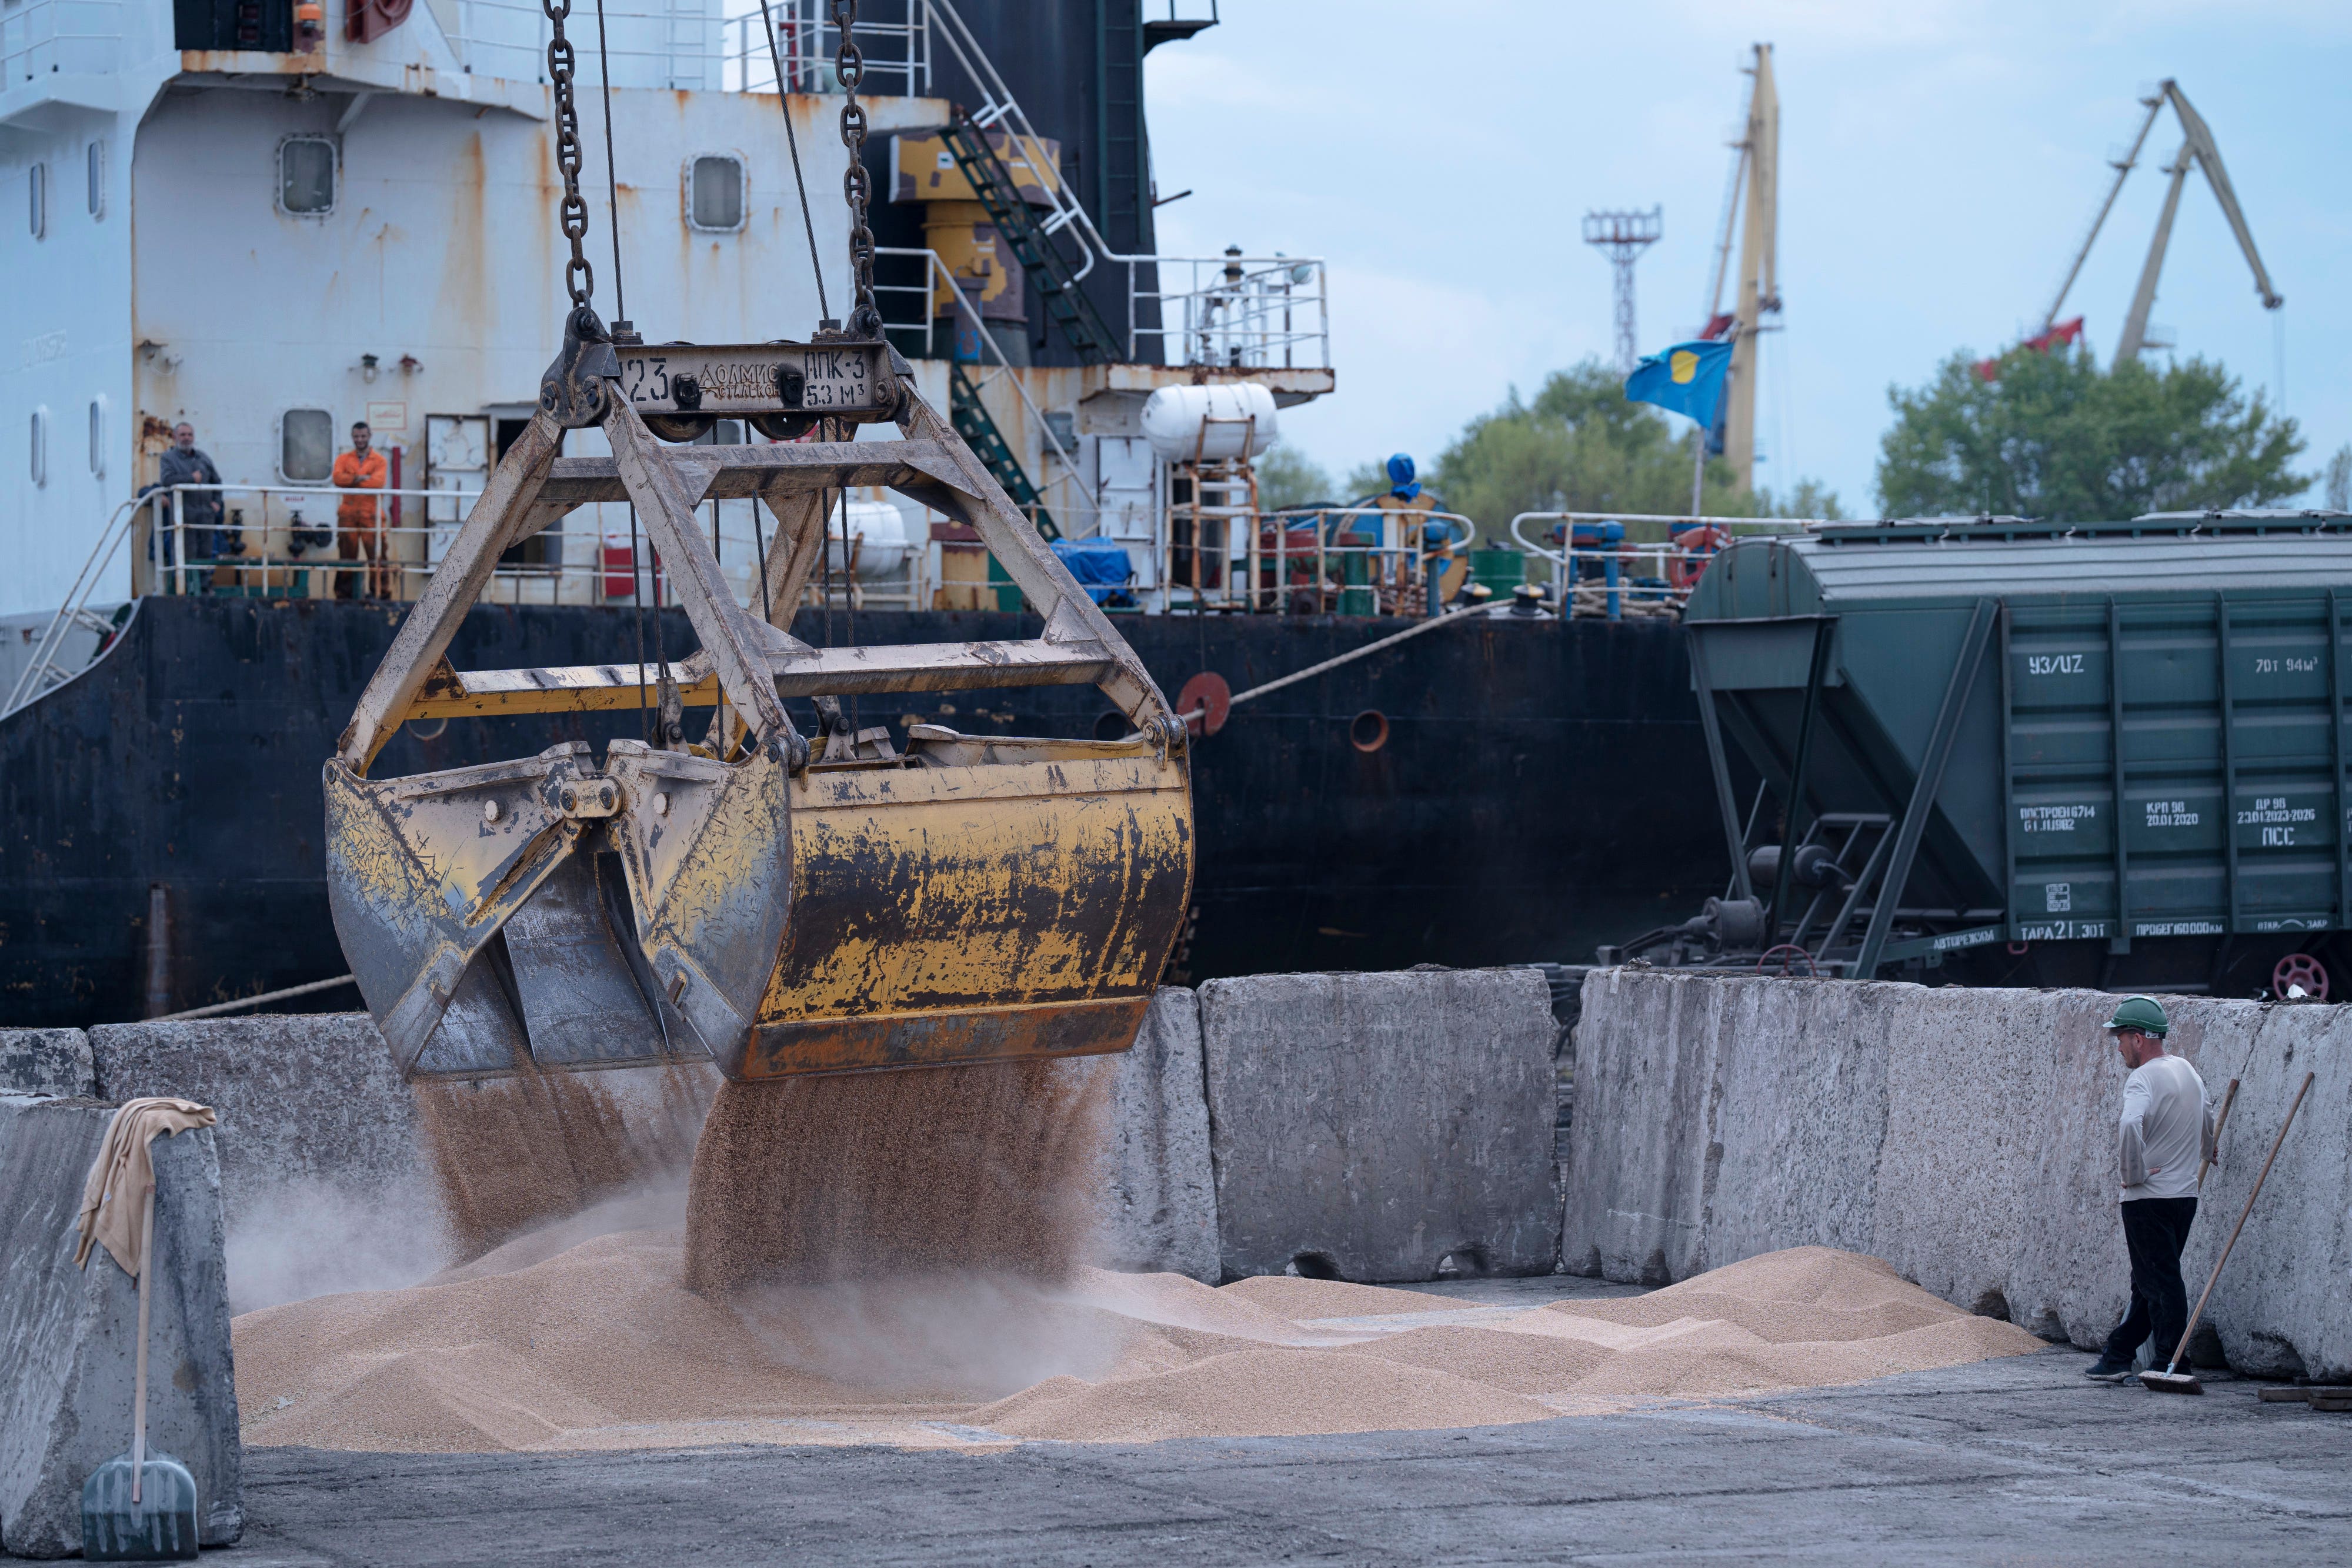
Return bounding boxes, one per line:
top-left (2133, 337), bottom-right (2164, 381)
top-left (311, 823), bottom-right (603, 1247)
top-left (323, 312), bottom-right (1192, 1082)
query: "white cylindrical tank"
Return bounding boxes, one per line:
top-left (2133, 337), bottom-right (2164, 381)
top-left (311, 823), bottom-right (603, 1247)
top-left (825, 498), bottom-right (910, 579)
top-left (1140, 383), bottom-right (1279, 462)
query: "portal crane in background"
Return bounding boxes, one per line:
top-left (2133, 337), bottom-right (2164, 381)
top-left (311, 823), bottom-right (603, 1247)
top-left (1696, 44), bottom-right (1777, 495)
top-left (2041, 79), bottom-right (2283, 371)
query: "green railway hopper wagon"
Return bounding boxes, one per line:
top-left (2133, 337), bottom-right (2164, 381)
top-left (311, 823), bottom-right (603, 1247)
top-left (1627, 511), bottom-right (2352, 997)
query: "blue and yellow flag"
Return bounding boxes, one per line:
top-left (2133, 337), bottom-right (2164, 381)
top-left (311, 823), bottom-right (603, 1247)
top-left (1624, 339), bottom-right (1733, 428)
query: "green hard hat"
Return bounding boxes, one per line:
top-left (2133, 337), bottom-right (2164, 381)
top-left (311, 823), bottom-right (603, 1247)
top-left (2103, 995), bottom-right (2170, 1036)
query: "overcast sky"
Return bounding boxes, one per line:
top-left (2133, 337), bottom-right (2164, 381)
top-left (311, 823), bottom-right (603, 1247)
top-left (1142, 0), bottom-right (2352, 514)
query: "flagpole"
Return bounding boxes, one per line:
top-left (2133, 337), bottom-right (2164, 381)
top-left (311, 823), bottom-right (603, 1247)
top-left (1690, 425), bottom-right (1705, 516)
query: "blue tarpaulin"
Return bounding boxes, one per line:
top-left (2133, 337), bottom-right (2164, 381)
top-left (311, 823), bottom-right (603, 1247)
top-left (1050, 537), bottom-right (1136, 606)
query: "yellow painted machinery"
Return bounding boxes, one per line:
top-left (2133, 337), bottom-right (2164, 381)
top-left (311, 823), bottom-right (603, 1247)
top-left (326, 0), bottom-right (1189, 1085)
top-left (323, 313), bottom-right (1193, 1082)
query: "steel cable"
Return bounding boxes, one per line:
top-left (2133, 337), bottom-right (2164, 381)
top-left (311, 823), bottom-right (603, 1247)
top-left (757, 0), bottom-right (831, 323)
top-left (592, 0), bottom-right (625, 322)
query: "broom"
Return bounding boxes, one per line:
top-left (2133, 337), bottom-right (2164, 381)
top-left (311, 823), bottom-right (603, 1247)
top-left (78, 1185), bottom-right (200, 1560)
top-left (2194, 1078), bottom-right (2239, 1192)
top-left (2141, 1071), bottom-right (2315, 1395)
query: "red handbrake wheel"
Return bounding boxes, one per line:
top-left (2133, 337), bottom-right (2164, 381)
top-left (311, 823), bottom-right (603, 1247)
top-left (2272, 952), bottom-right (2328, 1001)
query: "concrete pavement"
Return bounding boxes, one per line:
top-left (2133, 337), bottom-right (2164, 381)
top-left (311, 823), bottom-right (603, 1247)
top-left (210, 1344), bottom-right (2350, 1565)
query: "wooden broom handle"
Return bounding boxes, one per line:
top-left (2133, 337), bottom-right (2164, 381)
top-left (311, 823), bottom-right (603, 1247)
top-left (2166, 1071), bottom-right (2314, 1376)
top-left (131, 1185), bottom-right (154, 1503)
top-left (2196, 1078), bottom-right (2240, 1192)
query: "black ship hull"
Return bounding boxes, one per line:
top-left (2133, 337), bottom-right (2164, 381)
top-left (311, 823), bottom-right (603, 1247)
top-left (0, 598), bottom-right (1728, 1025)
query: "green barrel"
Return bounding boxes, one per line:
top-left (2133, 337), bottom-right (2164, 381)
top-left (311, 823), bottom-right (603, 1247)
top-left (1468, 548), bottom-right (1525, 598)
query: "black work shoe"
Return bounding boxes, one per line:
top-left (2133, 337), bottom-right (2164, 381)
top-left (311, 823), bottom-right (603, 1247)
top-left (2083, 1358), bottom-right (2134, 1382)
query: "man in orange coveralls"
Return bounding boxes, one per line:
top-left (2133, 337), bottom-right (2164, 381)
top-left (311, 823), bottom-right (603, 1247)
top-left (332, 421), bottom-right (391, 599)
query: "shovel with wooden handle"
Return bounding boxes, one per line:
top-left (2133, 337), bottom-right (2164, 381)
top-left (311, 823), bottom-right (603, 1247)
top-left (79, 1186), bottom-right (200, 1560)
top-left (2143, 1071), bottom-right (2316, 1395)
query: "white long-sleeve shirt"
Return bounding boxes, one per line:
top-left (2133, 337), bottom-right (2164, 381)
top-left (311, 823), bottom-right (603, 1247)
top-left (2119, 1053), bottom-right (2216, 1201)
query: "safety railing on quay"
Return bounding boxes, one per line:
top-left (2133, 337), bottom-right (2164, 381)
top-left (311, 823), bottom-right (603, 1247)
top-left (1509, 511), bottom-right (1823, 620)
top-left (1172, 505), bottom-right (1479, 617)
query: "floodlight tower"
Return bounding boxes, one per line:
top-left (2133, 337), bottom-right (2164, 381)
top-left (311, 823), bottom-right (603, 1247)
top-left (1583, 207), bottom-right (1663, 376)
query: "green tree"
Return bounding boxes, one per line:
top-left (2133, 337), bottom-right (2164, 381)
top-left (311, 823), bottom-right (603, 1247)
top-left (1427, 362), bottom-right (1760, 539)
top-left (1876, 346), bottom-right (2307, 521)
top-left (1757, 479), bottom-right (1846, 521)
top-left (2324, 443), bottom-right (2351, 512)
top-left (1253, 444), bottom-right (1337, 512)
top-left (1342, 459), bottom-right (1392, 501)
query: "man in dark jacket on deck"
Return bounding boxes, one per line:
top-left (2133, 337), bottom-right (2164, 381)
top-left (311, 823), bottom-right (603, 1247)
top-left (151, 422), bottom-right (229, 566)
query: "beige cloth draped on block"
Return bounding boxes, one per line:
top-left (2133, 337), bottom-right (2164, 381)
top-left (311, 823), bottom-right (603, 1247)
top-left (74, 1096), bottom-right (216, 1277)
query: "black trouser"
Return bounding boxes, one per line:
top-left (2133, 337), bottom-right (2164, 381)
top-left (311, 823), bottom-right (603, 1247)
top-left (2104, 1196), bottom-right (2198, 1366)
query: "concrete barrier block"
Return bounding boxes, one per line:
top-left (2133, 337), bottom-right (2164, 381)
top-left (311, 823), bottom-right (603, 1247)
top-left (0, 1030), bottom-right (95, 1099)
top-left (1703, 979), bottom-right (1899, 1272)
top-left (1089, 988), bottom-right (1217, 1282)
top-left (89, 1015), bottom-right (441, 1312)
top-left (1202, 968), bottom-right (1559, 1283)
top-left (89, 1014), bottom-right (425, 1217)
top-left (1566, 970), bottom-right (2352, 1380)
top-left (0, 1096), bottom-right (243, 1556)
top-left (2180, 1005), bottom-right (2352, 1381)
top-left (1557, 968), bottom-right (1725, 1283)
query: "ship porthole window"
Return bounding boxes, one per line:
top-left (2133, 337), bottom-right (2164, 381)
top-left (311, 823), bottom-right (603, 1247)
top-left (29, 406), bottom-right (49, 488)
top-left (280, 408), bottom-right (335, 482)
top-left (1349, 709), bottom-right (1389, 753)
top-left (87, 141), bottom-right (104, 219)
top-left (88, 396), bottom-right (106, 479)
top-left (687, 153), bottom-right (745, 233)
top-left (279, 135), bottom-right (337, 216)
top-left (29, 161), bottom-right (45, 239)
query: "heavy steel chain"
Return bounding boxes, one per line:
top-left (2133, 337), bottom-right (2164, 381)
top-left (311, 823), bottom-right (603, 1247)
top-left (831, 0), bottom-right (880, 335)
top-left (543, 0), bottom-right (593, 306)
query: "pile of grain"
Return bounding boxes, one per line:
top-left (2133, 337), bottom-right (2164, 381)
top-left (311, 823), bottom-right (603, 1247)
top-left (235, 1243), bottom-right (2045, 1452)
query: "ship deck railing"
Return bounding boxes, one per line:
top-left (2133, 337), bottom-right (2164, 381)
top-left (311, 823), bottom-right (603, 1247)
top-left (729, 0), bottom-right (1333, 373)
top-left (123, 485), bottom-right (935, 612)
top-left (1168, 506), bottom-right (1484, 618)
top-left (872, 246), bottom-right (1096, 537)
top-left (1511, 511), bottom-right (1827, 621)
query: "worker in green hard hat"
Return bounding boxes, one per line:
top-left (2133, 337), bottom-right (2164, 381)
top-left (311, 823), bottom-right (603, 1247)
top-left (2083, 995), bottom-right (2217, 1382)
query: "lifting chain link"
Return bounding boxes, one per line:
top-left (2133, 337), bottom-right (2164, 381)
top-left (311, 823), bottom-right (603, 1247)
top-left (830, 0), bottom-right (880, 335)
top-left (543, 0), bottom-right (593, 306)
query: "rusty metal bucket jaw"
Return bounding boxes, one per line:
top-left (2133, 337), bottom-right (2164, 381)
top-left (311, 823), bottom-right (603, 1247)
top-left (600, 739), bottom-right (794, 1072)
top-left (324, 742), bottom-right (624, 1076)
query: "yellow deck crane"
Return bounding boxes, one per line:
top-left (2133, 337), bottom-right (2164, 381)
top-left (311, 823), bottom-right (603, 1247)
top-left (1694, 42), bottom-right (1779, 496)
top-left (322, 2), bottom-right (1191, 1087)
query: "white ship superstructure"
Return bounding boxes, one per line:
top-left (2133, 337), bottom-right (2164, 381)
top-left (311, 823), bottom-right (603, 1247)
top-left (1, 0), bottom-right (1333, 696)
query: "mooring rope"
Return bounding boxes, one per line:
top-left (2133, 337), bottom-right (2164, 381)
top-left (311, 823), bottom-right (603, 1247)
top-left (1180, 605), bottom-right (1488, 726)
